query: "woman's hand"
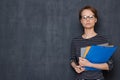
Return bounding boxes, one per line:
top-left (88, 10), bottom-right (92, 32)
top-left (71, 61), bottom-right (85, 73)
top-left (74, 65), bottom-right (85, 73)
top-left (79, 57), bottom-right (92, 67)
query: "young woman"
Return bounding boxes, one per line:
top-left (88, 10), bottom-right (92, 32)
top-left (70, 6), bottom-right (113, 80)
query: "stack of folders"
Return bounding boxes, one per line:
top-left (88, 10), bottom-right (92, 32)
top-left (80, 43), bottom-right (117, 70)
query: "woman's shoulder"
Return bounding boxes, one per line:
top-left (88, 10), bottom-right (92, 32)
top-left (95, 34), bottom-right (108, 40)
top-left (93, 34), bottom-right (109, 44)
top-left (72, 35), bottom-right (83, 41)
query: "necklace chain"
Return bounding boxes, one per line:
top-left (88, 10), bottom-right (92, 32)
top-left (83, 33), bottom-right (97, 39)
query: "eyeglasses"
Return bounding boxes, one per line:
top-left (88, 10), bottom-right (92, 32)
top-left (81, 15), bottom-right (95, 20)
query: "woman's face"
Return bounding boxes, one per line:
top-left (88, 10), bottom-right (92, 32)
top-left (80, 9), bottom-right (97, 29)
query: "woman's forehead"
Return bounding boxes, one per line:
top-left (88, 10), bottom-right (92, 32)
top-left (81, 9), bottom-right (94, 16)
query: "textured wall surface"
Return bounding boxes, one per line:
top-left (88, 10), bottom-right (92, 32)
top-left (0, 0), bottom-right (120, 80)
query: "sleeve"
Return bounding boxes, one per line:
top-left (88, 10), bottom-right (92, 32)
top-left (106, 58), bottom-right (113, 71)
top-left (103, 37), bottom-right (114, 71)
top-left (70, 39), bottom-right (78, 64)
top-left (106, 41), bottom-right (114, 71)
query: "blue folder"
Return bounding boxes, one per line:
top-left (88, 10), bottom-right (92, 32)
top-left (84, 45), bottom-right (117, 70)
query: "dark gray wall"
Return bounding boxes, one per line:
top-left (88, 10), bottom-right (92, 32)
top-left (0, 0), bottom-right (120, 80)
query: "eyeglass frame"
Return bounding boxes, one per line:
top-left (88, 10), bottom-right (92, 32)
top-left (81, 15), bottom-right (95, 20)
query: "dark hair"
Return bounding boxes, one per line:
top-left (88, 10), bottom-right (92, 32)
top-left (79, 5), bottom-right (98, 20)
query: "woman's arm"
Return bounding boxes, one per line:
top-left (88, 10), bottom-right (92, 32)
top-left (79, 57), bottom-right (110, 70)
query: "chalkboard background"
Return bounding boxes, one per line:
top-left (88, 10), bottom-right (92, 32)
top-left (0, 0), bottom-right (120, 80)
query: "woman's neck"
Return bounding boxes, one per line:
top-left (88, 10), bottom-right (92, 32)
top-left (82, 29), bottom-right (97, 39)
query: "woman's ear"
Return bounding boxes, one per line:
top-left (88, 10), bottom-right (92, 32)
top-left (95, 19), bottom-right (97, 23)
top-left (80, 19), bottom-right (82, 23)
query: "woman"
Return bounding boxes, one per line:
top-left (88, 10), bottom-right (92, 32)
top-left (70, 6), bottom-right (113, 80)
